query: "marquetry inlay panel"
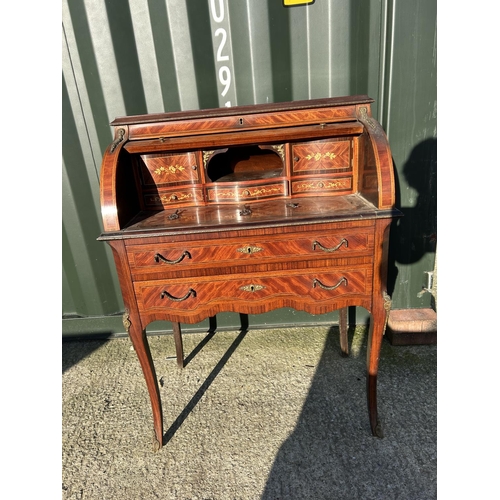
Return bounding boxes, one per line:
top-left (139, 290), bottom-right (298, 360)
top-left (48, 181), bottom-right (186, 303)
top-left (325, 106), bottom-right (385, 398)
top-left (207, 182), bottom-right (287, 202)
top-left (143, 187), bottom-right (204, 208)
top-left (292, 139), bottom-right (351, 173)
top-left (291, 176), bottom-right (353, 194)
top-left (140, 152), bottom-right (199, 185)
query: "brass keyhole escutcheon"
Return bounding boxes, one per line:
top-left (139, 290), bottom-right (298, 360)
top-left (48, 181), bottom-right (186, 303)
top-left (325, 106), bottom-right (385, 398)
top-left (237, 245), bottom-right (263, 255)
top-left (240, 284), bottom-right (265, 293)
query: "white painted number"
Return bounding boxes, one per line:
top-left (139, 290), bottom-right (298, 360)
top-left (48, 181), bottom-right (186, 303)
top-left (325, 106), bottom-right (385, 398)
top-left (219, 66), bottom-right (231, 97)
top-left (210, 0), bottom-right (224, 23)
top-left (210, 0), bottom-right (233, 107)
top-left (215, 28), bottom-right (229, 62)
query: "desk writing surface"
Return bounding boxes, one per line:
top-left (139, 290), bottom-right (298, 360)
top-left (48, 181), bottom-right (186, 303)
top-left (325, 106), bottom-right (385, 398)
top-left (111, 195), bottom-right (389, 239)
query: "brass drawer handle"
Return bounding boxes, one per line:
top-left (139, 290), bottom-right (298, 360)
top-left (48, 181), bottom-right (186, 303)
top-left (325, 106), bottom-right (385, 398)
top-left (154, 251), bottom-right (191, 265)
top-left (237, 245), bottom-right (263, 254)
top-left (240, 284), bottom-right (265, 292)
top-left (168, 209), bottom-right (181, 220)
top-left (160, 288), bottom-right (196, 302)
top-left (312, 238), bottom-right (348, 252)
top-left (240, 205), bottom-right (252, 216)
top-left (312, 277), bottom-right (348, 291)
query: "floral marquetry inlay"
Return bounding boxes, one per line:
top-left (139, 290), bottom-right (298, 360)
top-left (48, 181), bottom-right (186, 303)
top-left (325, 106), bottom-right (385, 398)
top-left (305, 151), bottom-right (337, 161)
top-left (140, 152), bottom-right (199, 186)
top-left (293, 139), bottom-right (351, 173)
top-left (159, 193), bottom-right (192, 202)
top-left (209, 184), bottom-right (285, 201)
top-left (292, 177), bottom-right (352, 194)
top-left (144, 189), bottom-right (204, 207)
top-left (153, 165), bottom-right (185, 176)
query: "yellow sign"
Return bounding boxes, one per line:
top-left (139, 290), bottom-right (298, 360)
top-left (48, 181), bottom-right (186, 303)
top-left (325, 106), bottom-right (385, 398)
top-left (283, 0), bottom-right (315, 6)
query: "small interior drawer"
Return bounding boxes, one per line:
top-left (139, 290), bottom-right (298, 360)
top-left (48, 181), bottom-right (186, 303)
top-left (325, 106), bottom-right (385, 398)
top-left (206, 180), bottom-right (288, 203)
top-left (292, 139), bottom-right (352, 174)
top-left (142, 186), bottom-right (204, 208)
top-left (291, 176), bottom-right (353, 195)
top-left (138, 152), bottom-right (200, 186)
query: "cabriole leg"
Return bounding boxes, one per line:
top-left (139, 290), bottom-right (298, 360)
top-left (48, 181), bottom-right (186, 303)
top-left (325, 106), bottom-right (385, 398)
top-left (124, 310), bottom-right (163, 451)
top-left (366, 292), bottom-right (391, 438)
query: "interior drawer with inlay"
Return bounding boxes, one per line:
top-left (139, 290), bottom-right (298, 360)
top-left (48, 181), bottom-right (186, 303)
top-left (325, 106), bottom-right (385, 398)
top-left (292, 138), bottom-right (353, 174)
top-left (138, 152), bottom-right (200, 186)
top-left (142, 186), bottom-right (205, 208)
top-left (134, 267), bottom-right (373, 318)
top-left (206, 179), bottom-right (288, 203)
top-left (291, 176), bottom-right (353, 195)
top-left (126, 229), bottom-right (374, 276)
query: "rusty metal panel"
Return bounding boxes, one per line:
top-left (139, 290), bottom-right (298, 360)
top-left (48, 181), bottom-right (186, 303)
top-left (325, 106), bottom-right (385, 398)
top-left (62, 0), bottom-right (437, 337)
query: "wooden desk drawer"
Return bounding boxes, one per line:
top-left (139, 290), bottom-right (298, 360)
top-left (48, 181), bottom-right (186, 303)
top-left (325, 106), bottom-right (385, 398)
top-left (134, 267), bottom-right (372, 318)
top-left (143, 186), bottom-right (204, 208)
top-left (139, 152), bottom-right (200, 186)
top-left (126, 230), bottom-right (374, 275)
top-left (206, 180), bottom-right (288, 203)
top-left (292, 139), bottom-right (352, 174)
top-left (291, 176), bottom-right (353, 195)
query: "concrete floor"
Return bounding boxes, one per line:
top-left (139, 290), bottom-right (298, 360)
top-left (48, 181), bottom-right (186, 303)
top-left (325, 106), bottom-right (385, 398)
top-left (62, 325), bottom-right (436, 499)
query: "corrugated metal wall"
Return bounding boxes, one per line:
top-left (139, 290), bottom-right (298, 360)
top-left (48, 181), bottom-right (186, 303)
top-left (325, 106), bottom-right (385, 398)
top-left (62, 0), bottom-right (437, 338)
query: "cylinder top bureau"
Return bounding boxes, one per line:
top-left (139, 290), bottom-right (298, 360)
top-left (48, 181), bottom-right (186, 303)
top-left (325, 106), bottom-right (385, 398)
top-left (97, 95), bottom-right (401, 451)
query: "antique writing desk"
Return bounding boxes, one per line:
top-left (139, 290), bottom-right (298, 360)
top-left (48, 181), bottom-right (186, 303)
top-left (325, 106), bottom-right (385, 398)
top-left (98, 95), bottom-right (400, 451)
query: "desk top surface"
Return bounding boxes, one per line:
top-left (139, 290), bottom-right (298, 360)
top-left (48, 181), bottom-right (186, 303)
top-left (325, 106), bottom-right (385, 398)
top-left (110, 95), bottom-right (374, 127)
top-left (99, 195), bottom-right (400, 241)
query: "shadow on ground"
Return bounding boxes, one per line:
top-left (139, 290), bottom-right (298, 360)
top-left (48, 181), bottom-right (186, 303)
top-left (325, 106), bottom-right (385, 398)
top-left (262, 326), bottom-right (436, 499)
